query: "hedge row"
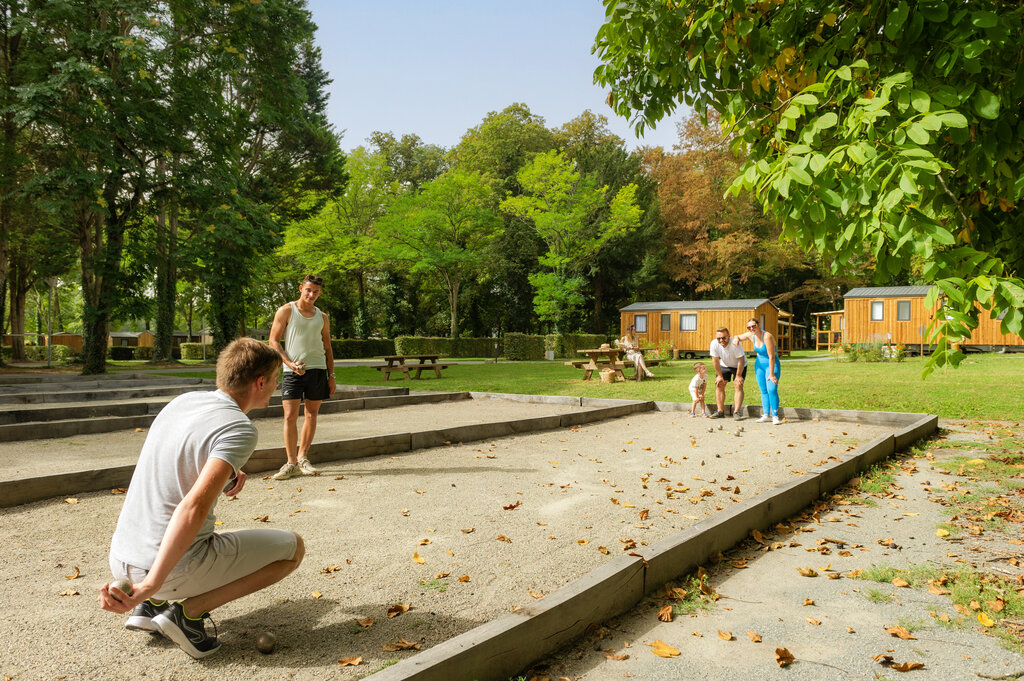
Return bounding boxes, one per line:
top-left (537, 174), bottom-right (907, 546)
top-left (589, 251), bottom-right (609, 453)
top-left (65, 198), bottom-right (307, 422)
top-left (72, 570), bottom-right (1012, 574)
top-left (504, 333), bottom-right (546, 360)
top-left (394, 336), bottom-right (502, 358)
top-left (24, 344), bottom-right (74, 363)
top-left (330, 338), bottom-right (396, 359)
top-left (179, 343), bottom-right (215, 360)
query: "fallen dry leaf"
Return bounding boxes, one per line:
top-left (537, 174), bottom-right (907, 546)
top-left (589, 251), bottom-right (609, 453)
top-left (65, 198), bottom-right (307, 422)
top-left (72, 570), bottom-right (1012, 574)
top-left (647, 640), bottom-right (681, 658)
top-left (503, 500), bottom-right (522, 510)
top-left (412, 553), bottom-right (425, 564)
top-left (598, 546), bottom-right (609, 555)
top-left (928, 584), bottom-right (949, 595)
top-left (110, 488), bottom-right (127, 495)
top-left (386, 603), bottom-right (411, 618)
top-left (846, 626), bottom-right (856, 633)
top-left (59, 588), bottom-right (79, 596)
top-left (892, 662), bottom-right (925, 672)
top-left (747, 630), bottom-right (762, 643)
top-left (64, 566), bottom-right (81, 580)
top-left (639, 509), bottom-right (649, 521)
top-left (978, 612), bottom-right (995, 627)
top-left (805, 617), bottom-right (821, 626)
top-left (496, 534), bottom-right (512, 543)
top-left (892, 577), bottom-right (910, 588)
top-left (418, 538), bottom-right (431, 545)
top-left (775, 648), bottom-right (795, 667)
top-left (461, 528), bottom-right (475, 534)
top-left (528, 589), bottom-right (545, 599)
top-left (752, 529), bottom-right (765, 544)
top-left (458, 575), bottom-right (470, 582)
top-left (64, 498), bottom-right (78, 505)
top-left (382, 637), bottom-right (421, 652)
top-left (657, 605), bottom-right (673, 622)
top-left (311, 590), bottom-right (322, 599)
top-left (885, 625), bottom-right (916, 640)
top-left (717, 630), bottom-right (733, 641)
top-left (356, 617), bottom-right (374, 627)
top-left (577, 539), bottom-right (589, 545)
top-left (803, 598), bottom-right (815, 606)
top-left (797, 567), bottom-right (817, 577)
top-left (337, 656), bottom-right (362, 666)
top-left (604, 652), bottom-right (628, 661)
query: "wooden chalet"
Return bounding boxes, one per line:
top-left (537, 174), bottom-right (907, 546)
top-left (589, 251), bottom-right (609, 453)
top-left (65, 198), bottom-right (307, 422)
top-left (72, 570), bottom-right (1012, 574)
top-left (619, 299), bottom-right (779, 358)
top-left (108, 330), bottom-right (155, 348)
top-left (44, 332), bottom-right (83, 352)
top-left (843, 286), bottom-right (1022, 353)
top-left (812, 310), bottom-right (846, 352)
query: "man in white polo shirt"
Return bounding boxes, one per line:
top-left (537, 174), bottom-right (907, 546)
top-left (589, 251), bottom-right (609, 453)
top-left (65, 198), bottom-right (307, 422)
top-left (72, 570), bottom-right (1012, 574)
top-left (709, 326), bottom-right (746, 420)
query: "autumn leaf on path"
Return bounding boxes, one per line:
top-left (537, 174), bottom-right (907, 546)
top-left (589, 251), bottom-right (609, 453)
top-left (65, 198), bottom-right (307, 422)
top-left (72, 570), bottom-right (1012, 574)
top-left (803, 598), bottom-right (815, 606)
top-left (503, 500), bottom-right (522, 510)
top-left (356, 617), bottom-right (374, 627)
top-left (699, 581), bottom-right (718, 600)
top-left (321, 565), bottom-right (342, 574)
top-left (797, 567), bottom-right (817, 577)
top-left (412, 553), bottom-right (425, 564)
top-left (386, 603), bottom-right (411, 618)
top-left (775, 648), bottom-right (795, 667)
top-left (418, 538), bottom-right (431, 545)
top-left (458, 575), bottom-right (470, 582)
top-left (657, 605), bottom-right (673, 622)
top-left (338, 656), bottom-right (362, 666)
top-left (892, 577), bottom-right (910, 588)
top-left (461, 528), bottom-right (475, 534)
top-left (978, 612), bottom-right (995, 627)
top-left (311, 591), bottom-right (322, 599)
top-left (528, 589), bottom-right (545, 599)
top-left (382, 637), bottom-right (421, 652)
top-left (647, 640), bottom-right (681, 658)
top-left (752, 529), bottom-right (765, 544)
top-left (884, 625), bottom-right (916, 640)
top-left (64, 566), bottom-right (81, 580)
top-left (604, 651), bottom-right (628, 661)
top-left (747, 630), bottom-right (762, 643)
top-left (717, 630), bottom-right (733, 641)
top-left (496, 534), bottom-right (512, 543)
top-left (598, 546), bottom-right (609, 555)
top-left (639, 509), bottom-right (649, 521)
top-left (893, 662), bottom-right (925, 671)
top-left (64, 498), bottom-right (78, 504)
top-left (805, 617), bottom-right (821, 626)
top-left (59, 588), bottom-right (79, 596)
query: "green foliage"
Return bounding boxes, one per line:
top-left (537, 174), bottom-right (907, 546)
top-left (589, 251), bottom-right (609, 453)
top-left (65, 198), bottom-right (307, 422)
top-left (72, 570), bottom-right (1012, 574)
top-left (594, 0), bottom-right (1024, 374)
top-left (502, 333), bottom-right (546, 361)
top-left (179, 343), bottom-right (213, 361)
top-left (24, 344), bottom-right (72, 363)
top-left (133, 346), bottom-right (154, 361)
top-left (393, 336), bottom-right (501, 358)
top-left (501, 151), bottom-right (642, 331)
top-left (330, 338), bottom-right (395, 360)
top-left (545, 334), bottom-right (609, 359)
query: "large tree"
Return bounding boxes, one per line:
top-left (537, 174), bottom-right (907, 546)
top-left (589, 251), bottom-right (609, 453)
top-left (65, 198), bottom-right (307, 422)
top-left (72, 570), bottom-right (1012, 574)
top-left (501, 150), bottom-right (642, 332)
top-left (594, 0), bottom-right (1024, 372)
top-left (377, 168), bottom-right (501, 338)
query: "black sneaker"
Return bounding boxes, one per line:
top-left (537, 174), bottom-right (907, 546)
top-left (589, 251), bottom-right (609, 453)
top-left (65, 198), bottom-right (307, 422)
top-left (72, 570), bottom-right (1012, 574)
top-left (709, 411), bottom-right (724, 419)
top-left (152, 602), bottom-right (221, 659)
top-left (125, 599), bottom-right (168, 633)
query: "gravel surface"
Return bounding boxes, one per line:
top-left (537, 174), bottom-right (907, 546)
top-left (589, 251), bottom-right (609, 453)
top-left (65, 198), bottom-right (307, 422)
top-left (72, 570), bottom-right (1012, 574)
top-left (533, 419), bottom-right (1024, 681)
top-left (0, 402), bottom-right (889, 680)
top-left (0, 395), bottom-right (585, 478)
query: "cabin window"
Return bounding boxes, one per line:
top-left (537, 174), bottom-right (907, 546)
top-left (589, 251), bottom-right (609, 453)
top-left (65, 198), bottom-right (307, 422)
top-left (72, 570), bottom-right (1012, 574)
top-left (660, 313), bottom-right (671, 331)
top-left (896, 301), bottom-right (911, 321)
top-left (870, 301), bottom-right (884, 321)
top-left (679, 314), bottom-right (697, 331)
top-left (634, 314), bottom-right (647, 333)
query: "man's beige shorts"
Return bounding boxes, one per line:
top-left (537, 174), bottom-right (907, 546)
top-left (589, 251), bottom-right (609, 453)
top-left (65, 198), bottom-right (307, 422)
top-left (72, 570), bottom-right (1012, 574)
top-left (111, 529), bottom-right (298, 601)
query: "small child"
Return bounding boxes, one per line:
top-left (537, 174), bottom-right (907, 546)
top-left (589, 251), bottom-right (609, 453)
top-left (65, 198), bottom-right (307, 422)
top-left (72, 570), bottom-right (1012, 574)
top-left (688, 362), bottom-right (709, 417)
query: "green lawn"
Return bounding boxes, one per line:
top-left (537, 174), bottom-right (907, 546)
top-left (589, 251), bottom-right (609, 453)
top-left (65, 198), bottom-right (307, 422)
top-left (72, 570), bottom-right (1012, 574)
top-left (155, 353), bottom-right (1024, 421)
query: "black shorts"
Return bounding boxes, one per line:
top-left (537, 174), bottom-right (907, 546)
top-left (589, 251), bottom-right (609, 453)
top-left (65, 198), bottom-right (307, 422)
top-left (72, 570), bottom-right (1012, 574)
top-left (280, 368), bottom-right (329, 402)
top-left (721, 364), bottom-right (747, 382)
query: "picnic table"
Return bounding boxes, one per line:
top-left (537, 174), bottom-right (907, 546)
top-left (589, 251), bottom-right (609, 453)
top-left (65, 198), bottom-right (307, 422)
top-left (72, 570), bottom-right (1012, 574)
top-left (369, 354), bottom-right (449, 380)
top-left (564, 346), bottom-right (662, 381)
top-left (566, 347), bottom-right (627, 381)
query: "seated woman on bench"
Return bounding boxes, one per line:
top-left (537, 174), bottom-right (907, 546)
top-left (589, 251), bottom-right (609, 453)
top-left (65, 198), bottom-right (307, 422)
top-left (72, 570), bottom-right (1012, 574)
top-left (618, 326), bottom-right (654, 381)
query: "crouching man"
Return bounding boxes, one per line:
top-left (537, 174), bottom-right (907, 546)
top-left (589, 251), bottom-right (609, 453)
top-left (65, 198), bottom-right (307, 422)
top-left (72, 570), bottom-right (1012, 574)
top-left (98, 338), bottom-right (304, 659)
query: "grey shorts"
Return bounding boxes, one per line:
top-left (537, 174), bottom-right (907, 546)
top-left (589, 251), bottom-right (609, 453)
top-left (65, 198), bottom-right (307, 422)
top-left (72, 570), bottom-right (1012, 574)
top-left (111, 529), bottom-right (297, 601)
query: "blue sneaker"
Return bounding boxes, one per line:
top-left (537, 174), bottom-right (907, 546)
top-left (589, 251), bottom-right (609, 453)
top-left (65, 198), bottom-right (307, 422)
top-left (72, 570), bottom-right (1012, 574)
top-left (152, 602), bottom-right (221, 659)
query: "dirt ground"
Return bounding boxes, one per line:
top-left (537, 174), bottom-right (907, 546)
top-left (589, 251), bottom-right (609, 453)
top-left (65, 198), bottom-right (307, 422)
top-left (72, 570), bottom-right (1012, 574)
top-left (0, 398), bottom-right (892, 681)
top-left (531, 419), bottom-right (1024, 681)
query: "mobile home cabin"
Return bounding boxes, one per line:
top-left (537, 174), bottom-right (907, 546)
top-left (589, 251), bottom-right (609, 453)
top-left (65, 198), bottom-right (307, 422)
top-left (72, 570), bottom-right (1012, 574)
top-left (108, 330), bottom-right (155, 348)
top-left (619, 299), bottom-right (779, 358)
top-left (843, 286), bottom-right (1023, 353)
top-left (812, 310), bottom-right (845, 352)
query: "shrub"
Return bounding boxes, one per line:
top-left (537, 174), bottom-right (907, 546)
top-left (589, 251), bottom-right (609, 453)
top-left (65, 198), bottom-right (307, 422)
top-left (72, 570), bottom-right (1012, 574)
top-left (331, 338), bottom-right (396, 359)
top-left (504, 333), bottom-right (546, 360)
top-left (134, 346), bottom-right (154, 360)
top-left (393, 336), bottom-right (502, 358)
top-left (544, 334), bottom-right (609, 359)
top-left (179, 342), bottom-right (214, 360)
top-left (1, 345), bottom-right (10, 360)
top-left (843, 343), bottom-right (860, 362)
top-left (109, 346), bottom-right (136, 361)
top-left (25, 344), bottom-right (72, 363)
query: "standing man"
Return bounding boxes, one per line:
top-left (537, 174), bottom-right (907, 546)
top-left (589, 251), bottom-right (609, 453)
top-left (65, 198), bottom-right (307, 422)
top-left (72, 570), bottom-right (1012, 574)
top-left (709, 326), bottom-right (746, 420)
top-left (269, 274), bottom-right (336, 480)
top-left (100, 338), bottom-right (305, 659)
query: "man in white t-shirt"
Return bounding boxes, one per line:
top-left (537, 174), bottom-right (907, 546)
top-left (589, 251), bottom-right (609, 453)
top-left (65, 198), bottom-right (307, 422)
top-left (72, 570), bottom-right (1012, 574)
top-left (99, 338), bottom-right (305, 659)
top-left (709, 326), bottom-right (746, 420)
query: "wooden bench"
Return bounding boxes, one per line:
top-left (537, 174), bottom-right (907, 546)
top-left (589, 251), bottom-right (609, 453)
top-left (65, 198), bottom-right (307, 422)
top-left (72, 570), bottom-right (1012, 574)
top-left (368, 358), bottom-right (451, 380)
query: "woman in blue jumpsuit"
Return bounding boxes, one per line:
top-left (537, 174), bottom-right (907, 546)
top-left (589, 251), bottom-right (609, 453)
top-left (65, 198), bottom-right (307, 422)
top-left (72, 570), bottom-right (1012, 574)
top-left (734, 318), bottom-right (782, 424)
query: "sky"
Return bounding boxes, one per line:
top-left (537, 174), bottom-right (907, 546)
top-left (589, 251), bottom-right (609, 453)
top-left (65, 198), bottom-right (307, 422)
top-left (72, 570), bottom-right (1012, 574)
top-left (305, 1), bottom-right (689, 153)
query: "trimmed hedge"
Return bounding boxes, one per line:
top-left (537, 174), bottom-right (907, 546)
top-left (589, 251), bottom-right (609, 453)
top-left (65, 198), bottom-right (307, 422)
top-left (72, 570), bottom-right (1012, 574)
top-left (180, 342), bottom-right (214, 360)
top-left (25, 344), bottom-right (73, 363)
top-left (504, 333), bottom-right (546, 361)
top-left (330, 338), bottom-right (395, 359)
top-left (108, 346), bottom-right (136, 361)
top-left (545, 334), bottom-right (610, 359)
top-left (394, 336), bottom-right (502, 358)
top-left (134, 346), bottom-right (154, 360)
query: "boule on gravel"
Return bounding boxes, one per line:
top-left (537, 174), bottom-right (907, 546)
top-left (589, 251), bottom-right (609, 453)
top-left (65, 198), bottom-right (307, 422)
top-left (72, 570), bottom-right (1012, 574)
top-left (256, 631), bottom-right (277, 654)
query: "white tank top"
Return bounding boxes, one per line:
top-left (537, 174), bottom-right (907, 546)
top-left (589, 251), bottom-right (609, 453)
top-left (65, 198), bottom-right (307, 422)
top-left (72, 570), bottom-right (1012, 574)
top-left (282, 302), bottom-right (326, 372)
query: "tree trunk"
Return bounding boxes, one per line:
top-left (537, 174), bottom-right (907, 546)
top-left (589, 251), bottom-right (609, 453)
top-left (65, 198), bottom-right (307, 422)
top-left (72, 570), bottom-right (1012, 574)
top-left (8, 261), bottom-right (27, 360)
top-left (591, 266), bottom-right (604, 334)
top-left (448, 276), bottom-right (460, 338)
top-left (355, 270), bottom-right (367, 337)
top-left (153, 160), bottom-right (178, 362)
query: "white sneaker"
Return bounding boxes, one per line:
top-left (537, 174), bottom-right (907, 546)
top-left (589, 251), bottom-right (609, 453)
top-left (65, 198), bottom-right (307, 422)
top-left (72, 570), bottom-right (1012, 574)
top-left (690, 412), bottom-right (697, 418)
top-left (772, 415), bottom-right (782, 425)
top-left (272, 462), bottom-right (300, 480)
top-left (756, 414), bottom-right (771, 423)
top-left (297, 457), bottom-right (319, 475)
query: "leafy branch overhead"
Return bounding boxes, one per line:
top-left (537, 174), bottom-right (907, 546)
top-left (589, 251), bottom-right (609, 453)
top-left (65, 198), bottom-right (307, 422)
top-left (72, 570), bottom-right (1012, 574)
top-left (594, 0), bottom-right (1024, 373)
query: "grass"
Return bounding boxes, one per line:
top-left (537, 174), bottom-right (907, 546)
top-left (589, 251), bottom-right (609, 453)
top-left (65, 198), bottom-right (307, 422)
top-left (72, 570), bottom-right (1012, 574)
top-left (417, 577), bottom-right (448, 593)
top-left (149, 352), bottom-right (1024, 419)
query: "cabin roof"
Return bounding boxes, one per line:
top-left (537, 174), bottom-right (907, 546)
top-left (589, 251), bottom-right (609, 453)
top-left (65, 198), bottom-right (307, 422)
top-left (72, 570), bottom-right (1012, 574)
top-left (844, 286), bottom-right (932, 298)
top-left (619, 299), bottom-right (776, 312)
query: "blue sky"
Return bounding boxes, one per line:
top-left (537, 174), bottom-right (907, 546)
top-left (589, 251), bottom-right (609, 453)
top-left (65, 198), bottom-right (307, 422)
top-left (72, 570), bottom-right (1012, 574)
top-left (305, 1), bottom-right (688, 152)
